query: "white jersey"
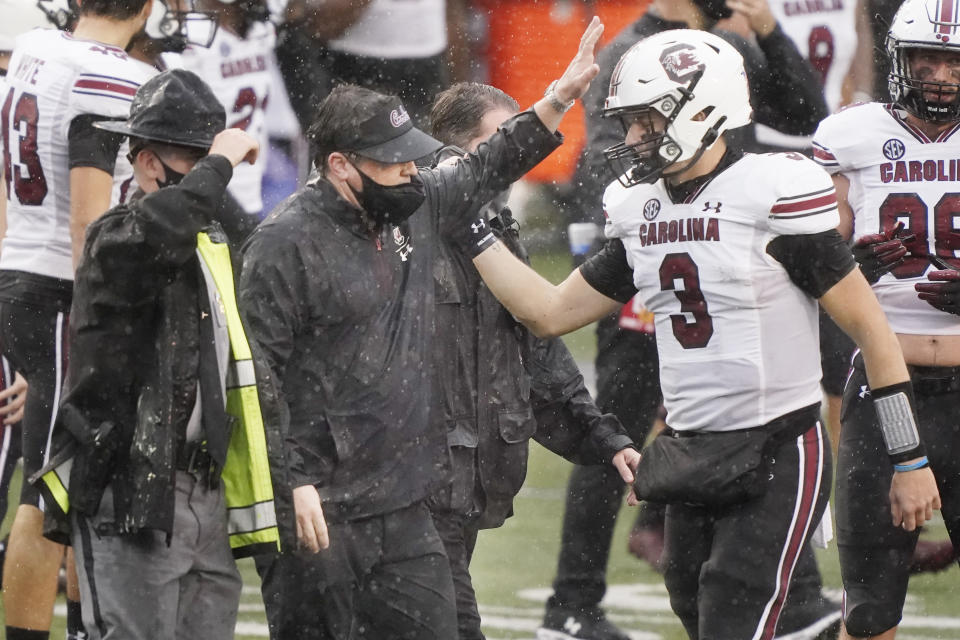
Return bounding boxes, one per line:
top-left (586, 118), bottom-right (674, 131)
top-left (1, 29), bottom-right (153, 280)
top-left (175, 20), bottom-right (276, 214)
top-left (813, 102), bottom-right (960, 336)
top-left (328, 0), bottom-right (447, 59)
top-left (755, 0), bottom-right (858, 148)
top-left (603, 153), bottom-right (839, 432)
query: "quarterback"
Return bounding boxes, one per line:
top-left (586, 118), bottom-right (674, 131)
top-left (454, 29), bottom-right (939, 639)
top-left (813, 0), bottom-right (960, 637)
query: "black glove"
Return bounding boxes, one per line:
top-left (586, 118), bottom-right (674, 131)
top-left (916, 269), bottom-right (960, 315)
top-left (852, 224), bottom-right (911, 284)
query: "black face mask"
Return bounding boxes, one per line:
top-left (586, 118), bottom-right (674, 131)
top-left (156, 158), bottom-right (186, 188)
top-left (349, 166), bottom-right (426, 226)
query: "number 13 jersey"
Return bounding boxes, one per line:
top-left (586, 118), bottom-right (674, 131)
top-left (2, 29), bottom-right (151, 281)
top-left (813, 102), bottom-right (960, 336)
top-left (598, 153), bottom-right (840, 432)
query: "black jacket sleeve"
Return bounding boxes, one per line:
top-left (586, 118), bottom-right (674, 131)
top-left (240, 226), bottom-right (327, 488)
top-left (430, 110), bottom-right (563, 233)
top-left (527, 334), bottom-right (635, 465)
top-left (80, 154), bottom-right (233, 301)
top-left (721, 26), bottom-right (829, 136)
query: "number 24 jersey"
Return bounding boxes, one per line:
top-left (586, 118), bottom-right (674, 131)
top-left (602, 153), bottom-right (839, 432)
top-left (813, 102), bottom-right (960, 336)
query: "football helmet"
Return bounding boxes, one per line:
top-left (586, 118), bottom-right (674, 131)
top-left (602, 29), bottom-right (751, 187)
top-left (0, 0), bottom-right (70, 52)
top-left (143, 0), bottom-right (218, 51)
top-left (887, 0), bottom-right (960, 122)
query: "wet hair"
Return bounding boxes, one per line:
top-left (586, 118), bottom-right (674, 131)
top-left (77, 0), bottom-right (150, 19)
top-left (429, 82), bottom-right (519, 149)
top-left (307, 83), bottom-right (398, 174)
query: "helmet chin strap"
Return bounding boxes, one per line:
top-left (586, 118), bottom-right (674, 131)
top-left (664, 116), bottom-right (726, 186)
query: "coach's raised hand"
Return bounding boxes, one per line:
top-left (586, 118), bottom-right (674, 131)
top-left (534, 16), bottom-right (604, 131)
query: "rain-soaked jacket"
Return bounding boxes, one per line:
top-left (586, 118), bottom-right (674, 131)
top-left (430, 148), bottom-right (634, 529)
top-left (239, 110), bottom-right (562, 524)
top-left (34, 155), bottom-right (294, 555)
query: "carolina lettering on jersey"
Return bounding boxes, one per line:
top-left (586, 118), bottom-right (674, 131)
top-left (782, 0), bottom-right (844, 16)
top-left (880, 159), bottom-right (960, 183)
top-left (602, 152), bottom-right (836, 432)
top-left (813, 101), bottom-right (960, 336)
top-left (637, 217), bottom-right (720, 247)
top-left (220, 55), bottom-right (267, 79)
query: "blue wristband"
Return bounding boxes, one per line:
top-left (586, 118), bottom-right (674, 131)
top-left (893, 456), bottom-right (929, 473)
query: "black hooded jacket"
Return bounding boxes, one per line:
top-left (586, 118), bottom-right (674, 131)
top-left (430, 147), bottom-right (634, 529)
top-left (239, 110), bottom-right (563, 524)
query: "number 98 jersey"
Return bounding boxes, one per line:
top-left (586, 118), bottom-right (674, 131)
top-left (813, 102), bottom-right (960, 336)
top-left (601, 153), bottom-right (839, 432)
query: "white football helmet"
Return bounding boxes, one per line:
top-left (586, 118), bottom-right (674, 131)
top-left (0, 0), bottom-right (70, 52)
top-left (887, 0), bottom-right (960, 122)
top-left (602, 29), bottom-right (752, 186)
top-left (143, 0), bottom-right (218, 51)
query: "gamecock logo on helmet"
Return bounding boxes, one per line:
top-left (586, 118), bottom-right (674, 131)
top-left (659, 44), bottom-right (704, 83)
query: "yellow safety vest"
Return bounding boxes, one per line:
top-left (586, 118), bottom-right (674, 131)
top-left (41, 232), bottom-right (280, 556)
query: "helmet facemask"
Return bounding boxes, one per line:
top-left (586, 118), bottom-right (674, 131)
top-left (890, 47), bottom-right (960, 123)
top-left (141, 0), bottom-right (218, 53)
top-left (603, 69), bottom-right (727, 187)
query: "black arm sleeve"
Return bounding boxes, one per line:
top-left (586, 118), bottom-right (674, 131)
top-left (68, 115), bottom-right (125, 172)
top-left (766, 229), bottom-right (856, 298)
top-left (721, 26), bottom-right (829, 136)
top-left (579, 238), bottom-right (638, 303)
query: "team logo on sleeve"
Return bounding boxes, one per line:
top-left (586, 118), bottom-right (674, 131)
top-left (659, 44), bottom-right (704, 83)
top-left (883, 138), bottom-right (906, 160)
top-left (643, 199), bottom-right (661, 220)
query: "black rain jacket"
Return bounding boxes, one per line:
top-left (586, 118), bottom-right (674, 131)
top-left (429, 167), bottom-right (634, 528)
top-left (36, 156), bottom-right (295, 549)
top-left (239, 110), bottom-right (562, 524)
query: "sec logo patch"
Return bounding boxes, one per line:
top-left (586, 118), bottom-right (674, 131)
top-left (643, 199), bottom-right (661, 221)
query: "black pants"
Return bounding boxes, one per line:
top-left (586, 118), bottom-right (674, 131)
top-left (548, 314), bottom-right (829, 627)
top-left (665, 421), bottom-right (831, 640)
top-left (430, 509), bottom-right (483, 640)
top-left (257, 501), bottom-right (457, 640)
top-left (837, 356), bottom-right (960, 637)
top-left (0, 296), bottom-right (69, 508)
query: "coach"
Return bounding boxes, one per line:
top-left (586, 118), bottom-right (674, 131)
top-left (240, 18), bottom-right (607, 640)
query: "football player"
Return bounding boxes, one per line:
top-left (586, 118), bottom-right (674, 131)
top-left (1, 2), bottom-right (154, 639)
top-left (453, 29), bottom-right (940, 640)
top-left (812, 0), bottom-right (960, 637)
top-left (0, 0), bottom-right (55, 595)
top-left (173, 0), bottom-right (278, 218)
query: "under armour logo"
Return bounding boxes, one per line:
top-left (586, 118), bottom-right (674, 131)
top-left (471, 220), bottom-right (486, 234)
top-left (702, 201), bottom-right (722, 214)
top-left (563, 617), bottom-right (582, 636)
top-left (858, 385), bottom-right (870, 399)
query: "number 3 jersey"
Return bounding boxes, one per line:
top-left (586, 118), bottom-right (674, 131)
top-left (591, 153), bottom-right (841, 432)
top-left (813, 102), bottom-right (960, 336)
top-left (2, 29), bottom-right (152, 281)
